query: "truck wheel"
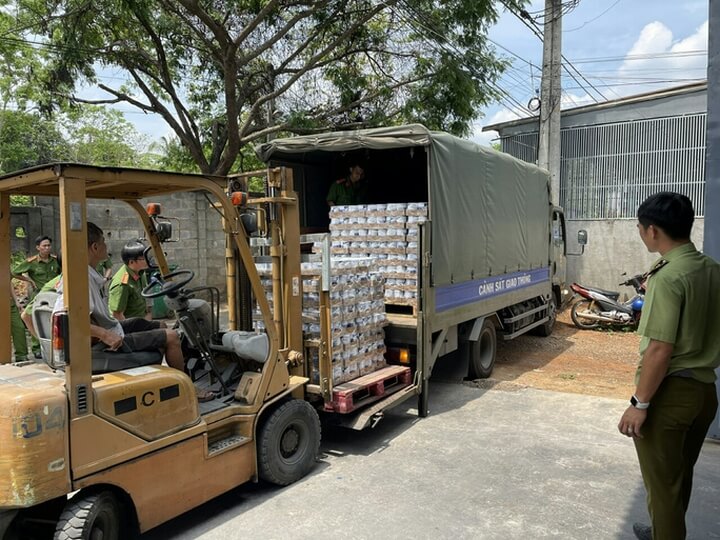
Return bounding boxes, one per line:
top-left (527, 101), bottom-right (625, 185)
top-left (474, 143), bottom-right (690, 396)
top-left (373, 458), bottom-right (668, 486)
top-left (570, 299), bottom-right (600, 329)
top-left (258, 399), bottom-right (321, 486)
top-left (468, 319), bottom-right (497, 379)
top-left (54, 491), bottom-right (121, 540)
top-left (533, 295), bottom-right (557, 337)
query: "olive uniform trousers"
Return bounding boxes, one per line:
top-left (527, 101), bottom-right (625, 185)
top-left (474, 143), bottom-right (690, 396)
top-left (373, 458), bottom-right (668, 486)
top-left (11, 302), bottom-right (28, 361)
top-left (634, 376), bottom-right (718, 540)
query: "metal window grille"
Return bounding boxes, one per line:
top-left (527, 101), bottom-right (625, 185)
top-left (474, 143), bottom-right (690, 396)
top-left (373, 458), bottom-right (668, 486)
top-left (499, 113), bottom-right (707, 219)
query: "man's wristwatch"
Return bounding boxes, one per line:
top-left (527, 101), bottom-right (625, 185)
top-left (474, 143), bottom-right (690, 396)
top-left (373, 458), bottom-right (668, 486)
top-left (630, 395), bottom-right (650, 410)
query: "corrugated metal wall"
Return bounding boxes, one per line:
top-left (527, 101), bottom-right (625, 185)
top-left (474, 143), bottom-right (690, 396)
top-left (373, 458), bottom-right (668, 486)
top-left (500, 113), bottom-right (707, 219)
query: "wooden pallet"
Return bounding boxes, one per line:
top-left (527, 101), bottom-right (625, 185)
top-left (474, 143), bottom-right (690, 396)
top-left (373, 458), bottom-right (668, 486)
top-left (326, 365), bottom-right (412, 414)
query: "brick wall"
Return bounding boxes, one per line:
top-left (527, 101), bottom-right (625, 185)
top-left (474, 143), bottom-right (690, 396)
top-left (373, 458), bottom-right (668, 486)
top-left (36, 193), bottom-right (228, 298)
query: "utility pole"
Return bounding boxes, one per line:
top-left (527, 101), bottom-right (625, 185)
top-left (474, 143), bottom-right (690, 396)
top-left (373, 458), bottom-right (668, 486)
top-left (537, 0), bottom-right (562, 206)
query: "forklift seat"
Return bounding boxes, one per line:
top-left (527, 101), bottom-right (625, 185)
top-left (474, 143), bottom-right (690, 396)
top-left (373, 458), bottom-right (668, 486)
top-left (32, 291), bottom-right (162, 373)
top-left (31, 291), bottom-right (57, 363)
top-left (219, 331), bottom-right (270, 363)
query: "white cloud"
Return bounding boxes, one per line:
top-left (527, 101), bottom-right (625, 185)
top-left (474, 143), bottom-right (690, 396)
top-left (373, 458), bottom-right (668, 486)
top-left (471, 108), bottom-right (527, 146)
top-left (614, 20), bottom-right (708, 97)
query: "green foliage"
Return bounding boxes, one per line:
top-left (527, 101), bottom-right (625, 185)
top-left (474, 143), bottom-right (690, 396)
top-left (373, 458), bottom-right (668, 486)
top-left (10, 195), bottom-right (33, 206)
top-left (0, 110), bottom-right (70, 172)
top-left (11, 0), bottom-right (521, 175)
top-left (59, 106), bottom-right (151, 166)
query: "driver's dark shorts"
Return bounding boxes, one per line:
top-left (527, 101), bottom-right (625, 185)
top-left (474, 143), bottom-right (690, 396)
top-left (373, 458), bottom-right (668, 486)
top-left (120, 318), bottom-right (167, 352)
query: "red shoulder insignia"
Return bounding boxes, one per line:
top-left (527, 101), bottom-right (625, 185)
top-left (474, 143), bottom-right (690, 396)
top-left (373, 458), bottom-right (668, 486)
top-left (121, 272), bottom-right (130, 285)
top-left (336, 178), bottom-right (345, 184)
top-left (27, 255), bottom-right (38, 262)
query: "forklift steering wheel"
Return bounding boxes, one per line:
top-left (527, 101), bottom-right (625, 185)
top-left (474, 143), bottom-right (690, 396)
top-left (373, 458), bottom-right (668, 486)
top-left (141, 269), bottom-right (195, 299)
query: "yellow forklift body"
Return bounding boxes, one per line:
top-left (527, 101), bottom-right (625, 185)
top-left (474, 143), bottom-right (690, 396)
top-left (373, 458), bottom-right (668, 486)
top-left (92, 365), bottom-right (201, 441)
top-left (0, 363), bottom-right (70, 508)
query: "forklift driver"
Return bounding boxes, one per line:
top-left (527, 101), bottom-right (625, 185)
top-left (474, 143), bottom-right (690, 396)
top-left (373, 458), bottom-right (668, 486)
top-left (53, 222), bottom-right (215, 401)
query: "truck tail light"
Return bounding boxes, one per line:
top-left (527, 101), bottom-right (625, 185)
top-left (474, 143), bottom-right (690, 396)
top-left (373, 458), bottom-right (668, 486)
top-left (387, 347), bottom-right (411, 364)
top-left (51, 311), bottom-right (70, 369)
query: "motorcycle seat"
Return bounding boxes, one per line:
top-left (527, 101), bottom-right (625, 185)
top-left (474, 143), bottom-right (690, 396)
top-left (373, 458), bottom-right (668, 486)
top-left (583, 286), bottom-right (620, 300)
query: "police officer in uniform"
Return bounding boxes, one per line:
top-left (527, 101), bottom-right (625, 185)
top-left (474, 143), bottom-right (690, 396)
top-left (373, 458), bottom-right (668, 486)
top-left (618, 192), bottom-right (720, 540)
top-left (327, 162), bottom-right (367, 207)
top-left (108, 240), bottom-right (154, 321)
top-left (12, 235), bottom-right (61, 358)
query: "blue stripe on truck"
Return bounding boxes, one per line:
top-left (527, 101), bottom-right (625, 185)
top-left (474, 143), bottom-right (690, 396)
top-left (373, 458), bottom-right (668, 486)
top-left (435, 267), bottom-right (550, 313)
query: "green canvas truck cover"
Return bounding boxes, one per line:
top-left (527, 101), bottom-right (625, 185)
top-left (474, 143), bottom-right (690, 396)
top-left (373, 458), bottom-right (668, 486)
top-left (256, 124), bottom-right (551, 287)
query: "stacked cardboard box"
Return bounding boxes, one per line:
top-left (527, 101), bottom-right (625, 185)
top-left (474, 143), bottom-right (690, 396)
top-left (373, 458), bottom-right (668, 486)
top-left (254, 259), bottom-right (387, 385)
top-left (327, 202), bottom-right (427, 306)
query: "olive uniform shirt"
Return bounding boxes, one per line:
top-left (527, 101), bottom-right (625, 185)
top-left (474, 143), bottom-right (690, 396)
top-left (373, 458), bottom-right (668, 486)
top-left (12, 255), bottom-right (61, 292)
top-left (23, 274), bottom-right (63, 317)
top-left (327, 177), bottom-right (367, 206)
top-left (108, 264), bottom-right (149, 319)
top-left (636, 242), bottom-right (720, 384)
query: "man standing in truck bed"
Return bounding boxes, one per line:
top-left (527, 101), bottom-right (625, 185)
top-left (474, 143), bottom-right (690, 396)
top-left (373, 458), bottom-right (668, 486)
top-left (327, 162), bottom-right (367, 206)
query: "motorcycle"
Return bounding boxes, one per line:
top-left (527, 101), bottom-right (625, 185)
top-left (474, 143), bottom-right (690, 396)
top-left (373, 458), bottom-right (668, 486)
top-left (569, 273), bottom-right (645, 330)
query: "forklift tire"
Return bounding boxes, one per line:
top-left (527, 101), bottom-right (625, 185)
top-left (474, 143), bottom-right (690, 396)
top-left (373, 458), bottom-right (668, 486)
top-left (258, 399), bottom-right (321, 486)
top-left (54, 491), bottom-right (121, 540)
top-left (468, 319), bottom-right (497, 379)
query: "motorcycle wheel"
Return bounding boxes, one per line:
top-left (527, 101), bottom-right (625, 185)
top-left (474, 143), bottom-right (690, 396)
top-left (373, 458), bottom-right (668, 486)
top-left (570, 299), bottom-right (601, 330)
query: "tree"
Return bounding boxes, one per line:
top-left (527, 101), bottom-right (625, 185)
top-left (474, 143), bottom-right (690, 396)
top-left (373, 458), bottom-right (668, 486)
top-left (59, 106), bottom-right (153, 166)
top-left (16, 0), bottom-right (512, 175)
top-left (0, 110), bottom-right (70, 172)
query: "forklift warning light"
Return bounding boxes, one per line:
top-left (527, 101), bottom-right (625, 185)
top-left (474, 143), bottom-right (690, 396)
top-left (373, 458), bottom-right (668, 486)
top-left (146, 203), bottom-right (162, 216)
top-left (231, 192), bottom-right (248, 206)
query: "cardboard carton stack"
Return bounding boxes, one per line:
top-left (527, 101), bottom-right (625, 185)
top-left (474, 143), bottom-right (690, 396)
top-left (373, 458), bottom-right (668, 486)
top-left (327, 202), bottom-right (427, 307)
top-left (254, 259), bottom-right (387, 385)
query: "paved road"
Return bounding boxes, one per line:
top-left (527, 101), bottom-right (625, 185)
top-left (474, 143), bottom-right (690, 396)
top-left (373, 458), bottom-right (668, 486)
top-left (144, 381), bottom-right (720, 540)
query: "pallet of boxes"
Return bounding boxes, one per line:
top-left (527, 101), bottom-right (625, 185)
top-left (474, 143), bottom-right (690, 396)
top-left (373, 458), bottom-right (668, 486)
top-left (254, 202), bottom-right (426, 414)
top-left (330, 202), bottom-right (427, 314)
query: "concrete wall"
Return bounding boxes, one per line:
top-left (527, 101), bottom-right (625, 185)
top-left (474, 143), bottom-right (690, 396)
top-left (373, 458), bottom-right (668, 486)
top-left (566, 218), bottom-right (705, 298)
top-left (35, 193), bottom-right (228, 297)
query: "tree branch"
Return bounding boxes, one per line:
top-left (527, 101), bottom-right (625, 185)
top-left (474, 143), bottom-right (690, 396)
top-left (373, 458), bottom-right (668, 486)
top-left (238, 0), bottom-right (401, 140)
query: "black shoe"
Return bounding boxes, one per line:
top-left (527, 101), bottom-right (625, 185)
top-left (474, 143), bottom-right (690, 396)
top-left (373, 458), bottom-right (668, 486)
top-left (632, 523), bottom-right (652, 540)
top-left (33, 351), bottom-right (43, 360)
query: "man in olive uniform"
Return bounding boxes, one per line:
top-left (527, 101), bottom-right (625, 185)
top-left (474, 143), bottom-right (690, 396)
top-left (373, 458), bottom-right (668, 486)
top-left (108, 240), bottom-right (153, 321)
top-left (12, 235), bottom-right (61, 358)
top-left (618, 192), bottom-right (720, 540)
top-left (327, 163), bottom-right (367, 206)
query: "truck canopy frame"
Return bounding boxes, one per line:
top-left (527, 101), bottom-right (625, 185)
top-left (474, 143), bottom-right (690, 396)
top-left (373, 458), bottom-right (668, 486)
top-left (257, 124), bottom-right (552, 287)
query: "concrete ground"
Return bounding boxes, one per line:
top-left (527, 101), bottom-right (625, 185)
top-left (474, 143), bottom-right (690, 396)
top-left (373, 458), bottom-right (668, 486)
top-left (144, 381), bottom-right (720, 540)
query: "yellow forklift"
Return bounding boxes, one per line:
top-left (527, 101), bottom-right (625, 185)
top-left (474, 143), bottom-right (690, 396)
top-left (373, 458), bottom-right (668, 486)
top-left (0, 164), bottom-right (319, 538)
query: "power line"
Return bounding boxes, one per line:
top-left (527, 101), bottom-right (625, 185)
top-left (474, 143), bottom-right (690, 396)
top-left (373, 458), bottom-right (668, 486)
top-left (501, 0), bottom-right (610, 102)
top-left (394, 0), bottom-right (535, 117)
top-left (564, 0), bottom-right (623, 32)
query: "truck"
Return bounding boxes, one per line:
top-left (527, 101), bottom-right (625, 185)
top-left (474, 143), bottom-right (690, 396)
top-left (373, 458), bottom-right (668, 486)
top-left (0, 125), bottom-right (572, 538)
top-left (256, 124), bottom-right (573, 419)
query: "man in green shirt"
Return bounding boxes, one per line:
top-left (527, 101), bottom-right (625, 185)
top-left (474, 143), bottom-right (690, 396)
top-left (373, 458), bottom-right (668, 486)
top-left (108, 240), bottom-right (153, 320)
top-left (12, 235), bottom-right (61, 293)
top-left (326, 162), bottom-right (367, 207)
top-left (12, 235), bottom-right (61, 358)
top-left (618, 192), bottom-right (720, 540)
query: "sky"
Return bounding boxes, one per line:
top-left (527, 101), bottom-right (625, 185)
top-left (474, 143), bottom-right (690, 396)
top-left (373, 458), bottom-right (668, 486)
top-left (108, 0), bottom-right (710, 148)
top-left (473, 0), bottom-right (709, 145)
